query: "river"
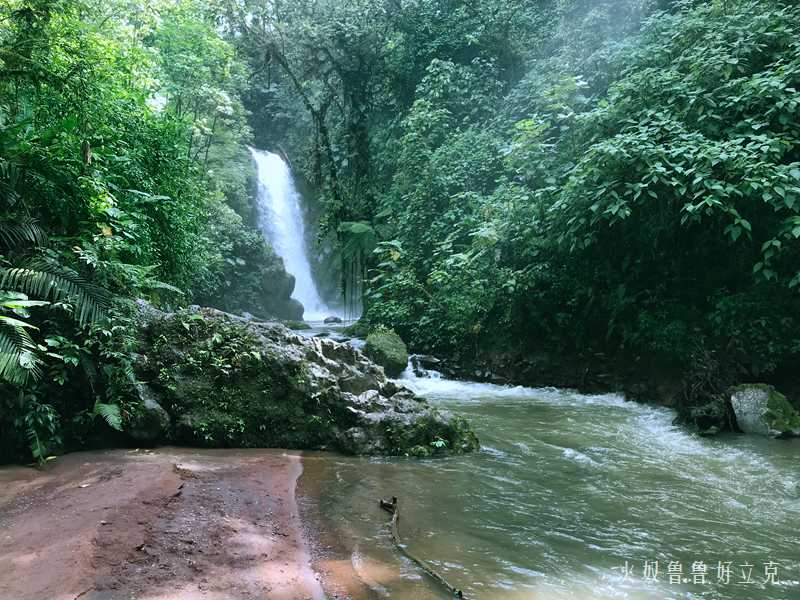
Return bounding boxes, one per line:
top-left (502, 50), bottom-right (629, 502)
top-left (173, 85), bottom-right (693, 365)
top-left (302, 362), bottom-right (800, 599)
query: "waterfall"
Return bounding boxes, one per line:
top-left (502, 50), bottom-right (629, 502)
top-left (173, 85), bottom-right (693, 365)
top-left (250, 148), bottom-right (332, 321)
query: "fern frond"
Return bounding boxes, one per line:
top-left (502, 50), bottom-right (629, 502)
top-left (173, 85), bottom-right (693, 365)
top-left (143, 279), bottom-right (185, 296)
top-left (1, 260), bottom-right (109, 327)
top-left (0, 217), bottom-right (48, 248)
top-left (93, 401), bottom-right (123, 431)
top-left (121, 363), bottom-right (136, 383)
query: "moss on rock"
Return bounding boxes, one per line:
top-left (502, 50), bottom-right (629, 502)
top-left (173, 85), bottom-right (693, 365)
top-left (342, 320), bottom-right (370, 338)
top-left (730, 383), bottom-right (800, 438)
top-left (127, 383), bottom-right (171, 443)
top-left (765, 389), bottom-right (800, 433)
top-left (364, 327), bottom-right (409, 377)
top-left (134, 305), bottom-right (478, 456)
top-left (282, 320), bottom-right (312, 330)
top-left (688, 395), bottom-right (731, 437)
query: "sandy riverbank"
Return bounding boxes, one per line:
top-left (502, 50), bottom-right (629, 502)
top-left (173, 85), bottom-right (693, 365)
top-left (0, 448), bottom-right (343, 600)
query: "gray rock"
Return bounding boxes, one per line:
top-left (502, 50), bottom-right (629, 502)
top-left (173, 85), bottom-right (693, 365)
top-left (136, 306), bottom-right (478, 456)
top-left (127, 383), bottom-right (171, 443)
top-left (730, 384), bottom-right (800, 438)
top-left (136, 298), bottom-right (165, 321)
top-left (323, 316), bottom-right (343, 324)
top-left (285, 298), bottom-right (304, 321)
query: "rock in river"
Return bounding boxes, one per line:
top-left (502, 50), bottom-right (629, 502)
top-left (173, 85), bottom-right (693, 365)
top-left (130, 304), bottom-right (478, 457)
top-left (730, 384), bottom-right (800, 438)
top-left (364, 327), bottom-right (409, 378)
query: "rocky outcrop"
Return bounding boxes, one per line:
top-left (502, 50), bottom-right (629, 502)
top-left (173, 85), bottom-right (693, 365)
top-left (128, 305), bottom-right (478, 457)
top-left (730, 384), bottom-right (800, 438)
top-left (127, 383), bottom-right (171, 443)
top-left (364, 328), bottom-right (409, 378)
top-left (194, 217), bottom-right (304, 321)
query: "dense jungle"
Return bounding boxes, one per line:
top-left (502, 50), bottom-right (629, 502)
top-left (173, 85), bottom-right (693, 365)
top-left (1, 1), bottom-right (799, 598)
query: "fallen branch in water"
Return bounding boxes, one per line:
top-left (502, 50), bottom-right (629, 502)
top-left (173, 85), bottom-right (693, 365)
top-left (379, 496), bottom-right (465, 598)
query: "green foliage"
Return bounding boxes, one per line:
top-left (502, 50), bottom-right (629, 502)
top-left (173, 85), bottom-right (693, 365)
top-left (92, 400), bottom-right (123, 431)
top-left (5, 0), bottom-right (800, 457)
top-left (2, 260), bottom-right (109, 326)
top-left (0, 0), bottom-right (287, 462)
top-left (1, 392), bottom-right (63, 464)
top-left (249, 0), bottom-right (800, 417)
top-left (0, 292), bottom-right (42, 384)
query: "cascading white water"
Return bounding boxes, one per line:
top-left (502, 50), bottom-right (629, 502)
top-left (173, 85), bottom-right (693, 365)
top-left (250, 148), bottom-right (332, 321)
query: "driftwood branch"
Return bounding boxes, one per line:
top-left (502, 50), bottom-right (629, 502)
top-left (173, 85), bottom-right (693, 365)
top-left (379, 496), bottom-right (464, 598)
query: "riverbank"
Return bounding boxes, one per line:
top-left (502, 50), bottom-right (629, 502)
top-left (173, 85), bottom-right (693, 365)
top-left (404, 343), bottom-right (800, 437)
top-left (0, 448), bottom-right (337, 600)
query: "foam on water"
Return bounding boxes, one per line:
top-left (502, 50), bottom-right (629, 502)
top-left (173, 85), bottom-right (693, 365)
top-left (309, 354), bottom-right (800, 600)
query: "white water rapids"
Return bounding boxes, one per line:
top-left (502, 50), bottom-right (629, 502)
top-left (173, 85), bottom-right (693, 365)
top-left (303, 353), bottom-right (800, 599)
top-left (250, 148), bottom-right (334, 321)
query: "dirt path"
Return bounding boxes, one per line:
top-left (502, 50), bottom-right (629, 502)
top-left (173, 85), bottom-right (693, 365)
top-left (0, 448), bottom-right (327, 600)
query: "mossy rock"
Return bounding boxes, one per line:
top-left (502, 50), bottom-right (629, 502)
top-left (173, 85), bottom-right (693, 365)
top-left (126, 383), bottom-right (171, 443)
top-left (133, 305), bottom-right (478, 456)
top-left (364, 328), bottom-right (408, 377)
top-left (688, 394), bottom-right (731, 436)
top-left (765, 389), bottom-right (800, 434)
top-left (342, 320), bottom-right (370, 338)
top-left (730, 384), bottom-right (800, 438)
top-left (282, 320), bottom-right (311, 330)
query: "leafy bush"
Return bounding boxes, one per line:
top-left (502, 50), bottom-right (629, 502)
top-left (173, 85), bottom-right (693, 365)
top-left (0, 0), bottom-right (287, 462)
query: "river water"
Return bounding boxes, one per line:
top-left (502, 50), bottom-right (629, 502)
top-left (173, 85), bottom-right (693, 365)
top-left (303, 365), bottom-right (800, 599)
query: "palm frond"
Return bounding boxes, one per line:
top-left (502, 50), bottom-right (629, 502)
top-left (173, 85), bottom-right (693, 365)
top-left (1, 260), bottom-right (109, 327)
top-left (93, 401), bottom-right (123, 431)
top-left (0, 322), bottom-right (41, 384)
top-left (143, 279), bottom-right (184, 296)
top-left (26, 426), bottom-right (46, 463)
top-left (0, 217), bottom-right (48, 248)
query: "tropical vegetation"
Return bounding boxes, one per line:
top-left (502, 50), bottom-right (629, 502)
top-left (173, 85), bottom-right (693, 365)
top-left (234, 0), bottom-right (800, 424)
top-left (3, 0), bottom-right (800, 461)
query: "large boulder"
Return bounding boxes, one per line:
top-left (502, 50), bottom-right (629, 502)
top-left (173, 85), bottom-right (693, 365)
top-left (192, 209), bottom-right (304, 321)
top-left (132, 305), bottom-right (478, 456)
top-left (730, 384), bottom-right (800, 438)
top-left (364, 327), bottom-right (409, 378)
top-left (127, 383), bottom-right (171, 443)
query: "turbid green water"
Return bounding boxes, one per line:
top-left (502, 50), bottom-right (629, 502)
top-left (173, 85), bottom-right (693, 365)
top-left (304, 367), bottom-right (800, 599)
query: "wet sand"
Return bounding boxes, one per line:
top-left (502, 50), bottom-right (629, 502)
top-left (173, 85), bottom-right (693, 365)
top-left (0, 448), bottom-right (331, 600)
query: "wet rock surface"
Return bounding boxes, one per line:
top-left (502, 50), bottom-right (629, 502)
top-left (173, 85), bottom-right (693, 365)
top-left (0, 449), bottom-right (326, 600)
top-left (364, 328), bottom-right (409, 378)
top-left (730, 384), bottom-right (800, 438)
